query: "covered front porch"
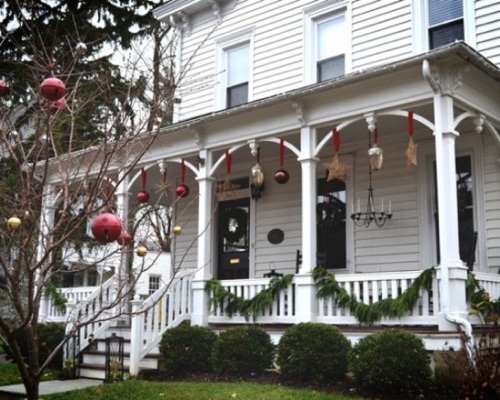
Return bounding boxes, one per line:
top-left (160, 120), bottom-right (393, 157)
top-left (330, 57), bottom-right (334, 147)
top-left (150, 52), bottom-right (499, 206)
top-left (39, 42), bottom-right (500, 376)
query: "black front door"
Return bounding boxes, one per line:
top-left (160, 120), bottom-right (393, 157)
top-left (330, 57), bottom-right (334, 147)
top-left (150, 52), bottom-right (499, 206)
top-left (217, 198), bottom-right (250, 279)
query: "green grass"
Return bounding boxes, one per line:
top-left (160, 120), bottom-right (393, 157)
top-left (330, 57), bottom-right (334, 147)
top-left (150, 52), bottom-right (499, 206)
top-left (0, 363), bottom-right (58, 386)
top-left (42, 380), bottom-right (364, 400)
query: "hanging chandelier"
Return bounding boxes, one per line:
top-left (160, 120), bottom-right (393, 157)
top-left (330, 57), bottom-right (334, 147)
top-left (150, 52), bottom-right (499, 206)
top-left (351, 129), bottom-right (392, 228)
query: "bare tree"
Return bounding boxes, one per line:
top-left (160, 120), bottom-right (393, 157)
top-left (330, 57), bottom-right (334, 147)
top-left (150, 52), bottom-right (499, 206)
top-left (0, 17), bottom-right (179, 400)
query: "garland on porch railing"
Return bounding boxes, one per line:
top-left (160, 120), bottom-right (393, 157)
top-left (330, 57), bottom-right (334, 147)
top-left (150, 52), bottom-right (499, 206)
top-left (205, 266), bottom-right (500, 325)
top-left (205, 274), bottom-right (294, 320)
top-left (312, 266), bottom-right (436, 325)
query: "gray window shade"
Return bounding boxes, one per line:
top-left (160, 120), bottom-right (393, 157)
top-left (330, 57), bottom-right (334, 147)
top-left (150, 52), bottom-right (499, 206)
top-left (429, 21), bottom-right (464, 48)
top-left (317, 55), bottom-right (345, 82)
top-left (429, 0), bottom-right (463, 25)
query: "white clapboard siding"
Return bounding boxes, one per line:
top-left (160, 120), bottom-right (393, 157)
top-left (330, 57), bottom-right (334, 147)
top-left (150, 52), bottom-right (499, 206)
top-left (481, 132), bottom-right (500, 270)
top-left (352, 131), bottom-right (420, 272)
top-left (351, 0), bottom-right (413, 71)
top-left (475, 0), bottom-right (500, 66)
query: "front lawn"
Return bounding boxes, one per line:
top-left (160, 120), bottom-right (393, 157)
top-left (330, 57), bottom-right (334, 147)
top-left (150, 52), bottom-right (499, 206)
top-left (42, 380), bottom-right (364, 400)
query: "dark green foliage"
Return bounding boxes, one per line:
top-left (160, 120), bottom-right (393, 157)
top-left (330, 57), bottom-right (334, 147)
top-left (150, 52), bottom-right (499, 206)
top-left (159, 321), bottom-right (217, 376)
top-left (211, 326), bottom-right (274, 376)
top-left (206, 274), bottom-right (294, 320)
top-left (277, 323), bottom-right (350, 383)
top-left (4, 323), bottom-right (65, 370)
top-left (349, 329), bottom-right (432, 399)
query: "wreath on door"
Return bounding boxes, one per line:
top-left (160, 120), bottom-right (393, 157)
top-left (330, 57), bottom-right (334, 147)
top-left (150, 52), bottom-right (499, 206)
top-left (221, 207), bottom-right (248, 243)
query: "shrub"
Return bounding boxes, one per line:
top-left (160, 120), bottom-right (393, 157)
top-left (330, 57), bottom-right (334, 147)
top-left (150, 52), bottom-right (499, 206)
top-left (4, 323), bottom-right (65, 370)
top-left (211, 326), bottom-right (274, 376)
top-left (159, 321), bottom-right (217, 376)
top-left (277, 323), bottom-right (351, 383)
top-left (349, 329), bottom-right (432, 399)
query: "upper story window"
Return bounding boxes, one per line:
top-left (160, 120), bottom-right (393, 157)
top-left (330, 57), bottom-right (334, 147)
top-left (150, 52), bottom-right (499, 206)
top-left (428, 0), bottom-right (464, 49)
top-left (316, 14), bottom-right (346, 82)
top-left (226, 43), bottom-right (249, 108)
top-left (304, 2), bottom-right (350, 85)
top-left (413, 0), bottom-right (475, 53)
top-left (215, 29), bottom-right (254, 110)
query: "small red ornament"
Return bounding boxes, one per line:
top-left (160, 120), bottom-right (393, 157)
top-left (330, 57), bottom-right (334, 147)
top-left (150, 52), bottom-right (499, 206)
top-left (40, 77), bottom-right (66, 101)
top-left (116, 230), bottom-right (132, 246)
top-left (175, 184), bottom-right (189, 197)
top-left (90, 213), bottom-right (122, 244)
top-left (274, 169), bottom-right (289, 184)
top-left (0, 80), bottom-right (6, 95)
top-left (137, 190), bottom-right (150, 203)
top-left (49, 97), bottom-right (65, 114)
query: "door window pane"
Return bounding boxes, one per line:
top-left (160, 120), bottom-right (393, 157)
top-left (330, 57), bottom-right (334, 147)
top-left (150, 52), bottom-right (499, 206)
top-left (317, 177), bottom-right (347, 269)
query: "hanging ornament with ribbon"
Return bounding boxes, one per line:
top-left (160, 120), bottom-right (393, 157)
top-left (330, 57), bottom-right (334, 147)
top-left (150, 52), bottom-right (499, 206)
top-left (218, 150), bottom-right (238, 200)
top-left (137, 167), bottom-right (150, 203)
top-left (324, 127), bottom-right (348, 181)
top-left (175, 159), bottom-right (190, 197)
top-left (274, 138), bottom-right (290, 184)
top-left (406, 111), bottom-right (418, 167)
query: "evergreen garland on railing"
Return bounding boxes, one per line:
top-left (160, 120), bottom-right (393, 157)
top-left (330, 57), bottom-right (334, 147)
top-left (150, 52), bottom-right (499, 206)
top-left (312, 266), bottom-right (437, 325)
top-left (205, 274), bottom-right (294, 320)
top-left (205, 266), bottom-right (499, 325)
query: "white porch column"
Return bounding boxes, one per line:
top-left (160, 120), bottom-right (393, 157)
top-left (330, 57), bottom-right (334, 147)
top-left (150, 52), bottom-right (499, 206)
top-left (296, 125), bottom-right (319, 323)
top-left (191, 149), bottom-right (214, 326)
top-left (128, 295), bottom-right (144, 376)
top-left (427, 61), bottom-right (469, 330)
top-left (115, 172), bottom-right (130, 316)
top-left (37, 185), bottom-right (56, 322)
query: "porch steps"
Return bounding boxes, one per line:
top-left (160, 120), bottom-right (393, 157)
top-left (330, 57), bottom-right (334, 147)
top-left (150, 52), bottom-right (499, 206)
top-left (77, 328), bottom-right (161, 380)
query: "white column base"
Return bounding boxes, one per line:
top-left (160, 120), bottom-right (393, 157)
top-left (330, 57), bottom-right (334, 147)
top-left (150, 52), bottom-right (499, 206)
top-left (191, 279), bottom-right (209, 326)
top-left (294, 274), bottom-right (317, 323)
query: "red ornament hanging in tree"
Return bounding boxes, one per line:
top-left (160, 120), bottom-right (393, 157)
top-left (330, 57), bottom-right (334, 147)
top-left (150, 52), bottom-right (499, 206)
top-left (49, 98), bottom-right (66, 114)
top-left (274, 138), bottom-right (289, 184)
top-left (91, 213), bottom-right (122, 244)
top-left (175, 159), bottom-right (189, 197)
top-left (116, 230), bottom-right (132, 246)
top-left (137, 167), bottom-right (150, 203)
top-left (40, 77), bottom-right (66, 101)
top-left (0, 80), bottom-right (6, 95)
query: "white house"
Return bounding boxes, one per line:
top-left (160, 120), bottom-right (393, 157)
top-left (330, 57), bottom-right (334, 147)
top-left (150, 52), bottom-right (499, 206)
top-left (40, 0), bottom-right (500, 379)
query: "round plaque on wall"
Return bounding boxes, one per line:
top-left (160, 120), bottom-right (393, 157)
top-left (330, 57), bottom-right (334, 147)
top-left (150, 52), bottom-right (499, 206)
top-left (267, 228), bottom-right (284, 244)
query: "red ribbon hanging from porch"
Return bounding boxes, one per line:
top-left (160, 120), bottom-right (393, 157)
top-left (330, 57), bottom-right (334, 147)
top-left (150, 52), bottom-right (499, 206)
top-left (279, 139), bottom-right (285, 167)
top-left (141, 167), bottom-right (147, 191)
top-left (332, 127), bottom-right (340, 153)
top-left (162, 168), bottom-right (168, 185)
top-left (225, 150), bottom-right (232, 175)
top-left (373, 128), bottom-right (379, 145)
top-left (408, 111), bottom-right (414, 137)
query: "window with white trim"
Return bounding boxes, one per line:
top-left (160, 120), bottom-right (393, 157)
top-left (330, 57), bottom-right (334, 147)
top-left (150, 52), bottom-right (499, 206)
top-left (215, 29), bottom-right (254, 110)
top-left (304, 2), bottom-right (350, 85)
top-left (226, 42), bottom-right (249, 108)
top-left (316, 13), bottom-right (346, 82)
top-left (413, 0), bottom-right (475, 52)
top-left (149, 275), bottom-right (161, 295)
top-left (428, 0), bottom-right (464, 49)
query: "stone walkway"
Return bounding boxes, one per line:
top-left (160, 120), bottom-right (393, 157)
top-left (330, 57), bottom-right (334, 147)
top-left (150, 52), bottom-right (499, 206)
top-left (0, 379), bottom-right (103, 399)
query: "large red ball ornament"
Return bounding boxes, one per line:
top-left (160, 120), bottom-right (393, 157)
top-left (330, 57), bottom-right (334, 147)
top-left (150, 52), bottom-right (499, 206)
top-left (116, 230), bottom-right (132, 246)
top-left (274, 169), bottom-right (289, 184)
top-left (40, 77), bottom-right (66, 101)
top-left (91, 213), bottom-right (122, 244)
top-left (137, 190), bottom-right (150, 203)
top-left (175, 184), bottom-right (189, 198)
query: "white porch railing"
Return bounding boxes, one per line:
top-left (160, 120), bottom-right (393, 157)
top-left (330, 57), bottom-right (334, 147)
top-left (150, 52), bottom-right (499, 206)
top-left (65, 275), bottom-right (119, 352)
top-left (473, 271), bottom-right (500, 300)
top-left (206, 271), bottom-right (439, 326)
top-left (207, 277), bottom-right (297, 324)
top-left (316, 271), bottom-right (439, 325)
top-left (128, 270), bottom-right (193, 374)
top-left (43, 286), bottom-right (99, 322)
